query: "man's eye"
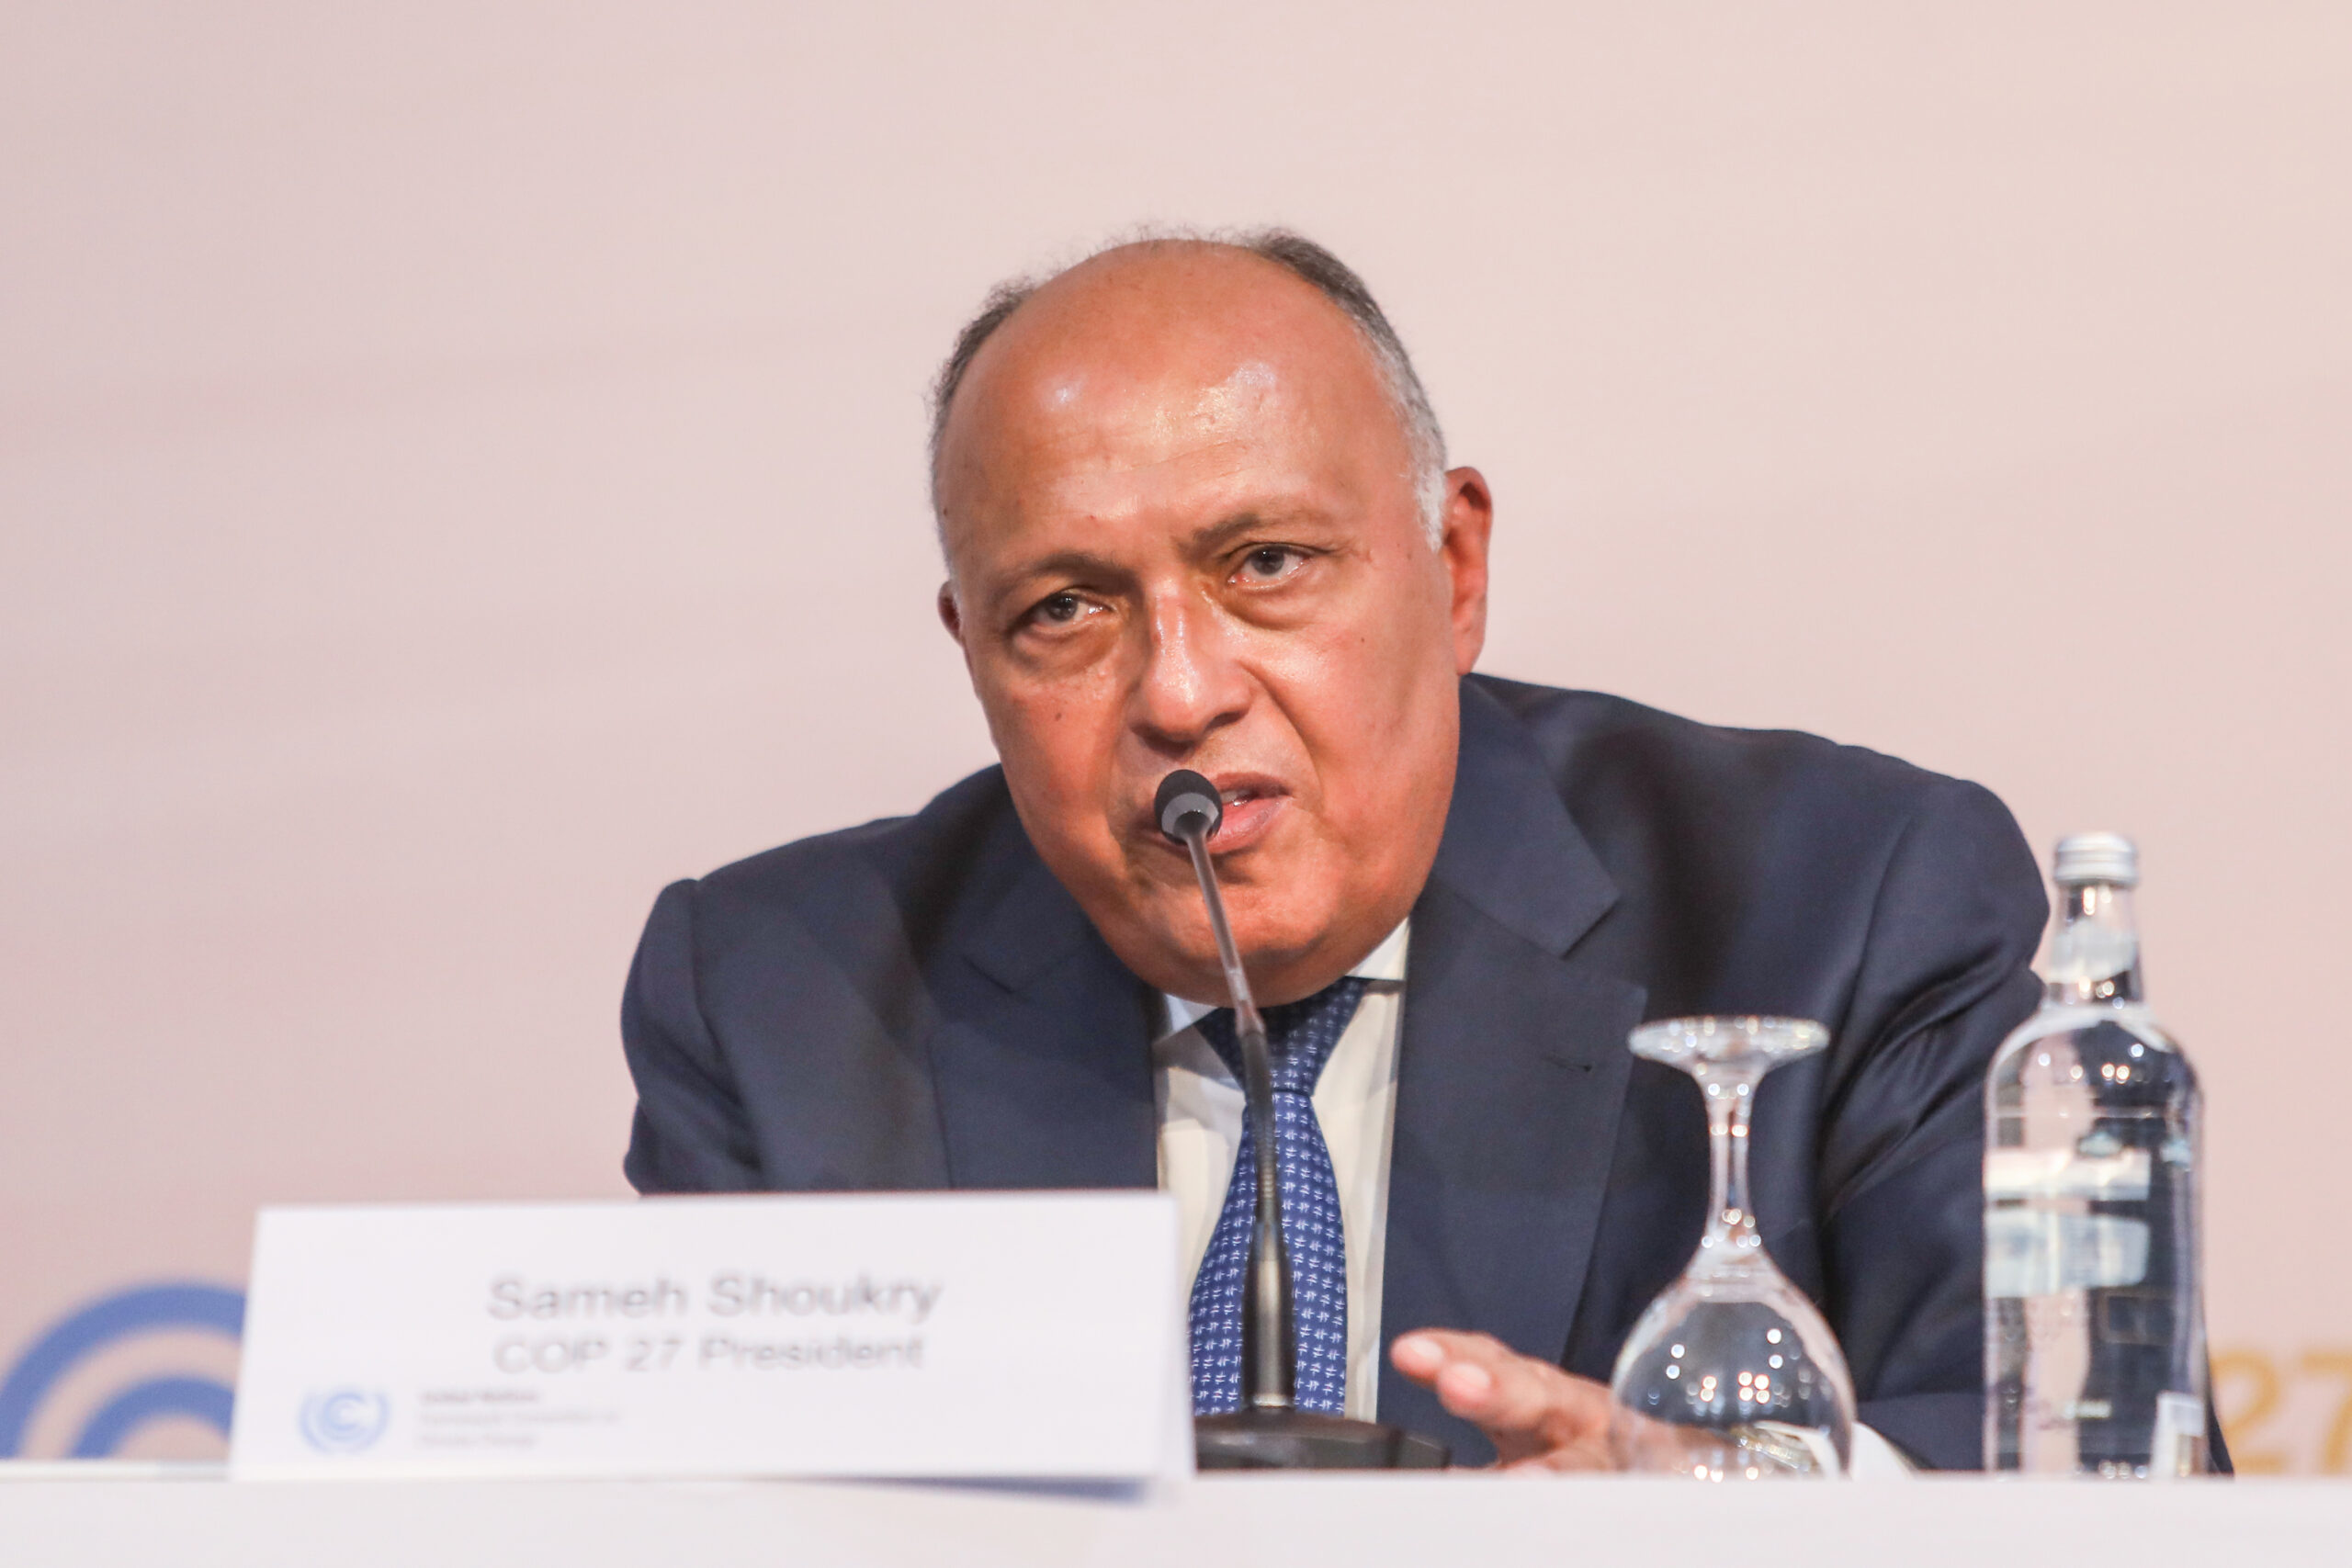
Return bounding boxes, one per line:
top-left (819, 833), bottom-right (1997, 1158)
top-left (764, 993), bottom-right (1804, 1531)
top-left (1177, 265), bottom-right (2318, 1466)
top-left (1236, 547), bottom-right (1304, 582)
top-left (1029, 591), bottom-right (1087, 626)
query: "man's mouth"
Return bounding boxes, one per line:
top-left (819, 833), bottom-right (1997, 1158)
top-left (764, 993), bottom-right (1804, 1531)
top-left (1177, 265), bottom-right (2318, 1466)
top-left (1149, 773), bottom-right (1289, 854)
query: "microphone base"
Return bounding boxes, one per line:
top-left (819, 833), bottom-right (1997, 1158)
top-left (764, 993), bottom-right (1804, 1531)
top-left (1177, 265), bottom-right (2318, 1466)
top-left (1193, 1408), bottom-right (1450, 1471)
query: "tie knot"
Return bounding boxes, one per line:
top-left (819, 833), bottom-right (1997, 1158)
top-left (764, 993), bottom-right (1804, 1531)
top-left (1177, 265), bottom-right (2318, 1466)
top-left (1197, 976), bottom-right (1369, 1095)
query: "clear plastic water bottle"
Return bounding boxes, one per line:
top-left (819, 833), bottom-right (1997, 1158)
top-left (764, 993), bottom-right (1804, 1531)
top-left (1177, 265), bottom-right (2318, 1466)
top-left (1984, 831), bottom-right (2208, 1477)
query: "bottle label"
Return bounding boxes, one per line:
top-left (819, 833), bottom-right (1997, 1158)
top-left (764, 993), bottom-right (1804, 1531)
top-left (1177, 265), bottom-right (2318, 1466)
top-left (2150, 1392), bottom-right (2206, 1478)
top-left (1984, 1210), bottom-right (2151, 1297)
top-left (2045, 926), bottom-right (2137, 988)
top-left (1984, 1147), bottom-right (2152, 1201)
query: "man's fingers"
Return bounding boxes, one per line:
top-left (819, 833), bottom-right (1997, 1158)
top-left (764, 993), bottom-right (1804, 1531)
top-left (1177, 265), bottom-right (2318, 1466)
top-left (1434, 1358), bottom-right (1498, 1412)
top-left (1388, 1330), bottom-right (1447, 1382)
top-left (1388, 1330), bottom-right (1614, 1467)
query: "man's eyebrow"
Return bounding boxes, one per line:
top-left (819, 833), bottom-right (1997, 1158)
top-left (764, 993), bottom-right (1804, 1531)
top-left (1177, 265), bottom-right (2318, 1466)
top-left (1183, 509), bottom-right (1328, 556)
top-left (982, 508), bottom-right (1332, 606)
top-left (983, 549), bottom-right (1127, 606)
top-left (1185, 513), bottom-right (1265, 557)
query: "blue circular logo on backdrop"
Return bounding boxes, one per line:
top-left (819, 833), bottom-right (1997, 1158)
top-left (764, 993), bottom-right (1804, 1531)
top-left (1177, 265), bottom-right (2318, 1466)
top-left (0, 1281), bottom-right (245, 1459)
top-left (298, 1389), bottom-right (390, 1454)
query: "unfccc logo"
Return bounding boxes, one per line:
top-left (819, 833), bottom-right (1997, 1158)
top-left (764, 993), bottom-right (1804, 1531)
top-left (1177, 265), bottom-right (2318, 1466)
top-left (298, 1389), bottom-right (390, 1454)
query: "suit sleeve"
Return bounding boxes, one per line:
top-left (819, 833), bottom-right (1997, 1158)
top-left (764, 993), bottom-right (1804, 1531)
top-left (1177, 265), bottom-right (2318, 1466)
top-left (1817, 777), bottom-right (2047, 1469)
top-left (620, 878), bottom-right (765, 1193)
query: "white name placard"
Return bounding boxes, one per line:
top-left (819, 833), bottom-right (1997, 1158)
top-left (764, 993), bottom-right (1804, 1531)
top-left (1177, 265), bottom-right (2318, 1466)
top-left (230, 1192), bottom-right (1183, 1480)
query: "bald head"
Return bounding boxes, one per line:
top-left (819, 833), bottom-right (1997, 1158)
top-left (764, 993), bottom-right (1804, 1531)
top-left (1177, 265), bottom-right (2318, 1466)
top-left (925, 229), bottom-right (1494, 1007)
top-left (931, 232), bottom-right (1446, 558)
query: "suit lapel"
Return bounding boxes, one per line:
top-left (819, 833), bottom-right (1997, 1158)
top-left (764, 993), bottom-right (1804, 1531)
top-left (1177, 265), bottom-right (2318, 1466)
top-left (1377, 681), bottom-right (1646, 1454)
top-left (926, 817), bottom-right (1159, 1191)
top-left (914, 681), bottom-right (1645, 1453)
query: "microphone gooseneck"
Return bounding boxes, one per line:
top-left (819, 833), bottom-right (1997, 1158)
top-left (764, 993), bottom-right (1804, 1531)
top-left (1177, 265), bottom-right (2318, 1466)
top-left (1156, 768), bottom-right (1448, 1469)
top-left (1155, 768), bottom-right (1293, 1412)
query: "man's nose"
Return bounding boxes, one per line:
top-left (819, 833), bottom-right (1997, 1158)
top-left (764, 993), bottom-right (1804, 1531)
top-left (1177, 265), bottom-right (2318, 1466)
top-left (1129, 592), bottom-right (1250, 752)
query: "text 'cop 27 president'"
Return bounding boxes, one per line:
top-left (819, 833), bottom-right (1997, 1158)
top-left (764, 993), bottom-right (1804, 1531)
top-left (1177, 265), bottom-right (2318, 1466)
top-left (621, 231), bottom-right (2050, 1470)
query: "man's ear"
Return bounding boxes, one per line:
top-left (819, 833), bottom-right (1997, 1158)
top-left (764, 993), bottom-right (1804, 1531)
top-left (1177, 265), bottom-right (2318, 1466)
top-left (1438, 467), bottom-right (1494, 675)
top-left (937, 581), bottom-right (964, 642)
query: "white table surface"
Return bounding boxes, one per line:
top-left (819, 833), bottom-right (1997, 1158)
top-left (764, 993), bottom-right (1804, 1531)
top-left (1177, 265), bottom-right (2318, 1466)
top-left (4, 1467), bottom-right (2347, 1567)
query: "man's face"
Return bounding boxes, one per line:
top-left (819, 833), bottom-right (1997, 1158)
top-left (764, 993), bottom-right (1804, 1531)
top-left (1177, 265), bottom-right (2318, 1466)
top-left (934, 244), bottom-right (1491, 1005)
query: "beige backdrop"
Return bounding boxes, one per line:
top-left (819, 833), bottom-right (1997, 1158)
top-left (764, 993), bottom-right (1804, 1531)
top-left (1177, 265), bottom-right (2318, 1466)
top-left (4, 2), bottom-right (2346, 1468)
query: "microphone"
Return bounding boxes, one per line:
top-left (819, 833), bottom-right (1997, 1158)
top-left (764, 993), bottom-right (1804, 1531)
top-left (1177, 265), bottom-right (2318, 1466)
top-left (1157, 769), bottom-right (1447, 1470)
top-left (1155, 770), bottom-right (1292, 1409)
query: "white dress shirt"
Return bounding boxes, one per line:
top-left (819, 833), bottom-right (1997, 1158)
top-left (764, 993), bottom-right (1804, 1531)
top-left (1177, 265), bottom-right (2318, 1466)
top-left (1153, 919), bottom-right (1409, 1422)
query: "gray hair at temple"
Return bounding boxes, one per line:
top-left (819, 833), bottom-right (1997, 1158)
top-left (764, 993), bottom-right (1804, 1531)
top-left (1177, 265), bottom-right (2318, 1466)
top-left (927, 228), bottom-right (1450, 547)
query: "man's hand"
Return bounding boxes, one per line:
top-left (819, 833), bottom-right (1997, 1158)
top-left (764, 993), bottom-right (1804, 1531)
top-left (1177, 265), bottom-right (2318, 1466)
top-left (1388, 1330), bottom-right (1617, 1472)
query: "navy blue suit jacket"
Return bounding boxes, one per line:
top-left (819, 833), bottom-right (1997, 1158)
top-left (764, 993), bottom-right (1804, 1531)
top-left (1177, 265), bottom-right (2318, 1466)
top-left (622, 675), bottom-right (2052, 1469)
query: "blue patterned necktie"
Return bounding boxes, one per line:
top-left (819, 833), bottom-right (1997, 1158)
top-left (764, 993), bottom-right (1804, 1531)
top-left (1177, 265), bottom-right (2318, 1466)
top-left (1188, 976), bottom-right (1369, 1416)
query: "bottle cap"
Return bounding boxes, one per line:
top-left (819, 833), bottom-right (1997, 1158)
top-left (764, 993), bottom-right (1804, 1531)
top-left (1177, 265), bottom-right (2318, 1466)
top-left (2052, 830), bottom-right (2139, 888)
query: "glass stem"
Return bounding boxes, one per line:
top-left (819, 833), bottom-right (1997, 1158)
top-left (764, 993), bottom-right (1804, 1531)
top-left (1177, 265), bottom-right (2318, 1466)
top-left (1697, 1067), bottom-right (1763, 1275)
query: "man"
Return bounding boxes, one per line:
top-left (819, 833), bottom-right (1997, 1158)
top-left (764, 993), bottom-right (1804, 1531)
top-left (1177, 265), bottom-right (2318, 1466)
top-left (621, 231), bottom-right (2045, 1470)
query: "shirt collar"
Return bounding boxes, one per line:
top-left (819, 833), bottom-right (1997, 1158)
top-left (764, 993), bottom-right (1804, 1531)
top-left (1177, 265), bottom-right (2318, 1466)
top-left (1155, 918), bottom-right (1410, 1043)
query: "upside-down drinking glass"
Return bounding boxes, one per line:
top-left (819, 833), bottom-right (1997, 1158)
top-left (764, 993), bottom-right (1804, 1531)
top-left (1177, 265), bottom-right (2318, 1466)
top-left (1609, 1016), bottom-right (1857, 1479)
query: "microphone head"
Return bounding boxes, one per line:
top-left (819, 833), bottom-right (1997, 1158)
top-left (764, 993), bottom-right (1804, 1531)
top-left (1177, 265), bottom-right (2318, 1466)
top-left (1155, 769), bottom-right (1223, 843)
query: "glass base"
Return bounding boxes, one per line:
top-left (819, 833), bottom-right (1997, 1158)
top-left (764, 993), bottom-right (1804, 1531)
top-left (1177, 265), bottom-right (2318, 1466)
top-left (1611, 1292), bottom-right (1851, 1478)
